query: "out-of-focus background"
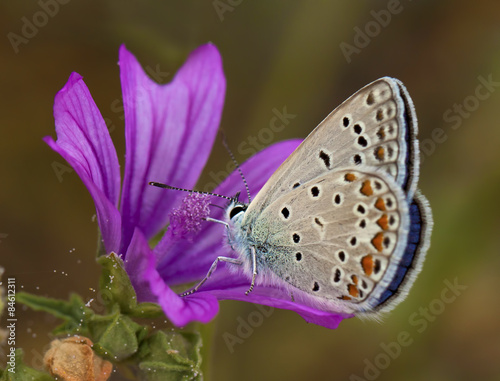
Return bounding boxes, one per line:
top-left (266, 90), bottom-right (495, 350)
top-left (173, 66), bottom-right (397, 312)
top-left (1, 1), bottom-right (500, 380)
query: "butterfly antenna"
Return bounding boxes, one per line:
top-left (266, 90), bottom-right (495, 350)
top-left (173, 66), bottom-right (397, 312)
top-left (221, 131), bottom-right (252, 203)
top-left (149, 182), bottom-right (235, 201)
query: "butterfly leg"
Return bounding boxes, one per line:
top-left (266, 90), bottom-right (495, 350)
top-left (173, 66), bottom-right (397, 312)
top-left (245, 246), bottom-right (258, 295)
top-left (180, 256), bottom-right (243, 297)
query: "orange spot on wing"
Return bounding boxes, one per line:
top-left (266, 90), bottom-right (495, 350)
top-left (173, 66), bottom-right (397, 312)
top-left (376, 147), bottom-right (385, 160)
top-left (351, 275), bottom-right (359, 285)
top-left (360, 180), bottom-right (373, 196)
top-left (377, 214), bottom-right (389, 230)
top-left (371, 232), bottom-right (384, 252)
top-left (345, 173), bottom-right (356, 182)
top-left (348, 284), bottom-right (359, 298)
top-left (339, 295), bottom-right (352, 300)
top-left (375, 197), bottom-right (386, 211)
top-left (361, 255), bottom-right (374, 275)
top-left (377, 128), bottom-right (385, 139)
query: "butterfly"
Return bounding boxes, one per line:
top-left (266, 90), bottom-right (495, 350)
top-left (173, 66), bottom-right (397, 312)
top-left (153, 77), bottom-right (432, 317)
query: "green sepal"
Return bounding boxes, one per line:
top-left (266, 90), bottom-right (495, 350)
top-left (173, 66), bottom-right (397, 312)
top-left (0, 349), bottom-right (53, 381)
top-left (136, 331), bottom-right (203, 381)
top-left (88, 304), bottom-right (148, 362)
top-left (96, 252), bottom-right (164, 319)
top-left (96, 253), bottom-right (138, 314)
top-left (16, 292), bottom-right (93, 336)
top-left (128, 302), bottom-right (164, 319)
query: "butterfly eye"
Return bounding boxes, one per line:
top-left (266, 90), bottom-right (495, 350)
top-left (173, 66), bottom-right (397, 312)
top-left (229, 206), bottom-right (246, 219)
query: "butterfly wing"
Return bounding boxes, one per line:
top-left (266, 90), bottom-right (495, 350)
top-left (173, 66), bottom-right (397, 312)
top-left (249, 168), bottom-right (415, 314)
top-left (243, 77), bottom-right (419, 230)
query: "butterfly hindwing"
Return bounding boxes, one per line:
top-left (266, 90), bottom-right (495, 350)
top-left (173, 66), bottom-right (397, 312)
top-left (248, 168), bottom-right (410, 314)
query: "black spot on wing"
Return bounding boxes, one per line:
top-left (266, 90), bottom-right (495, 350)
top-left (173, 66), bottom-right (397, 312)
top-left (319, 150), bottom-right (331, 169)
top-left (281, 207), bottom-right (290, 219)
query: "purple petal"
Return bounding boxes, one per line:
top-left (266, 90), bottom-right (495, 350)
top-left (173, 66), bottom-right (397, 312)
top-left (155, 139), bottom-right (302, 284)
top-left (124, 228), bottom-right (219, 325)
top-left (44, 73), bottom-right (121, 253)
top-left (123, 228), bottom-right (159, 303)
top-left (194, 271), bottom-right (351, 329)
top-left (147, 272), bottom-right (220, 327)
top-left (129, 230), bottom-right (219, 326)
top-left (119, 44), bottom-right (226, 253)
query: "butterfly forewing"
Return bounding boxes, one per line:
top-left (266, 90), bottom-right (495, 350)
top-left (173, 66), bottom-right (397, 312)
top-left (249, 168), bottom-right (410, 313)
top-left (243, 77), bottom-right (418, 230)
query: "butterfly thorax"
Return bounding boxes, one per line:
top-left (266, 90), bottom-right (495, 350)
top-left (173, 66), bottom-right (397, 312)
top-left (225, 201), bottom-right (270, 278)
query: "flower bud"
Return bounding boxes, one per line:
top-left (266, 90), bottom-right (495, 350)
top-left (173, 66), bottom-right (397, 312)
top-left (44, 336), bottom-right (112, 381)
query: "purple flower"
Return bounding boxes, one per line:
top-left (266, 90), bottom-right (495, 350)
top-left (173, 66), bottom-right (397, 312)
top-left (45, 44), bottom-right (351, 329)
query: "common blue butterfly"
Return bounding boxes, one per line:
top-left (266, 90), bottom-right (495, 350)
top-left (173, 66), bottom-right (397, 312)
top-left (157, 77), bottom-right (432, 316)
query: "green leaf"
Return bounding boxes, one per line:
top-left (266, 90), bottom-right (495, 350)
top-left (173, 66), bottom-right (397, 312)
top-left (88, 305), bottom-right (147, 361)
top-left (96, 253), bottom-right (138, 314)
top-left (16, 292), bottom-right (93, 336)
top-left (136, 331), bottom-right (203, 381)
top-left (0, 349), bottom-right (53, 381)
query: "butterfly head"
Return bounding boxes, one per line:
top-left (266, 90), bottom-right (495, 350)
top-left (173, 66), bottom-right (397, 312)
top-left (224, 196), bottom-right (251, 255)
top-left (226, 200), bottom-right (248, 223)
top-left (223, 191), bottom-right (248, 222)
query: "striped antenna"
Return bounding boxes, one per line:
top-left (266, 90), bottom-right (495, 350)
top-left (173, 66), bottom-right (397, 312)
top-left (148, 182), bottom-right (236, 201)
top-left (220, 131), bottom-right (252, 203)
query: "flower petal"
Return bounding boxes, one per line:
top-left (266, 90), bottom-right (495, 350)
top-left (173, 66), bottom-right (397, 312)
top-left (119, 44), bottom-right (226, 253)
top-left (123, 228), bottom-right (158, 303)
top-left (127, 229), bottom-right (219, 326)
top-left (195, 271), bottom-right (351, 329)
top-left (147, 270), bottom-right (220, 327)
top-left (155, 139), bottom-right (302, 284)
top-left (44, 73), bottom-right (121, 253)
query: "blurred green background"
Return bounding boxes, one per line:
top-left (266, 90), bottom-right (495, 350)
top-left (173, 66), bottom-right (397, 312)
top-left (1, 1), bottom-right (500, 380)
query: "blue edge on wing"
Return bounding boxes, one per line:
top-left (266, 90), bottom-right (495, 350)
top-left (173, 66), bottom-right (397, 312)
top-left (376, 198), bottom-right (423, 306)
top-left (374, 82), bottom-right (422, 307)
